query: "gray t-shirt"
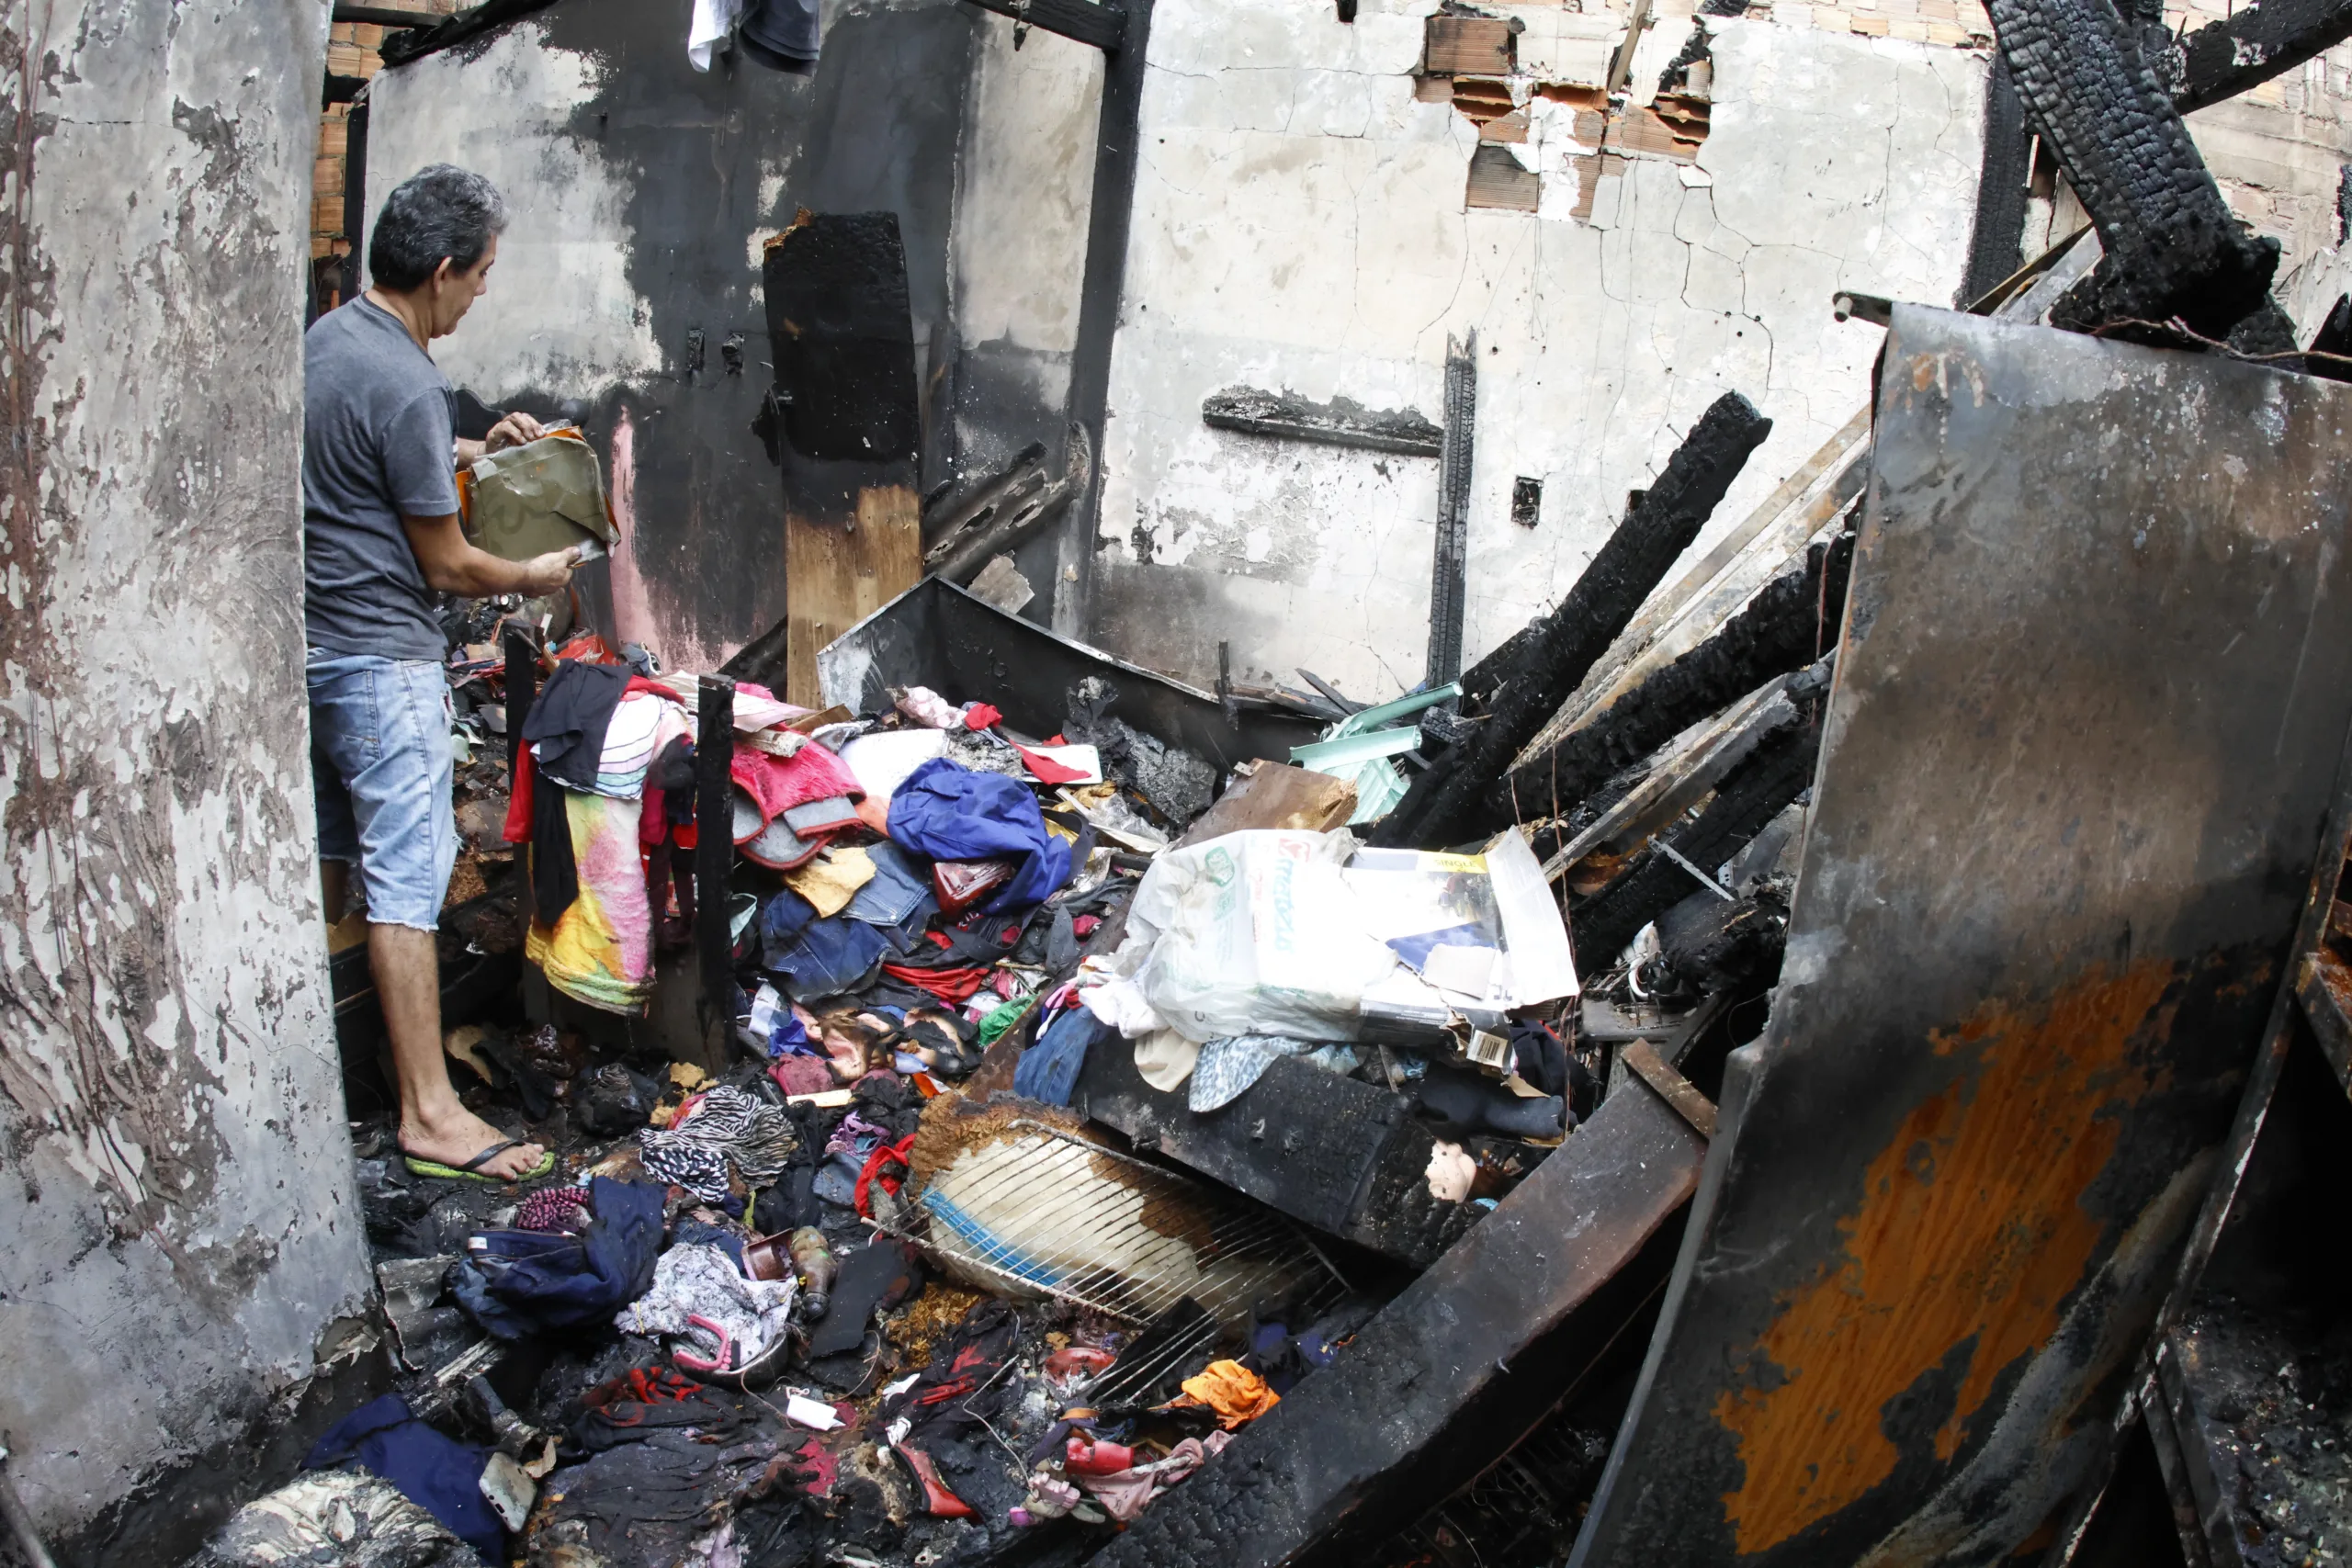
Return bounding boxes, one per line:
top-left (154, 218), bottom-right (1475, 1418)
top-left (303, 297), bottom-right (459, 660)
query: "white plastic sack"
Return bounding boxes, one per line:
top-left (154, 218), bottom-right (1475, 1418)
top-left (1121, 827), bottom-right (1578, 1043)
top-left (1128, 830), bottom-right (1395, 1042)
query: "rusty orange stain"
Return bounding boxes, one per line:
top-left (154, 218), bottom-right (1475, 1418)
top-left (1711, 959), bottom-right (2194, 1555)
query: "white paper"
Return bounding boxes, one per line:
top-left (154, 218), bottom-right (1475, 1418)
top-left (1421, 942), bottom-right (1500, 998)
top-left (786, 1393), bottom-right (845, 1430)
top-left (840, 728), bottom-right (951, 806)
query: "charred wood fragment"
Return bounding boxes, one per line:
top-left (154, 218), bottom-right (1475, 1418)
top-left (1988, 0), bottom-right (2281, 343)
top-left (1372, 391), bottom-right (1771, 850)
top-left (1570, 713), bottom-right (1819, 969)
top-left (1655, 884), bottom-right (1790, 994)
top-left (2305, 295), bottom-right (2352, 383)
top-left (1497, 529), bottom-right (1854, 825)
top-left (2166, 0), bottom-right (2352, 114)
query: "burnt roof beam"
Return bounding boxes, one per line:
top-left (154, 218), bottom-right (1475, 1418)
top-left (2165, 0), bottom-right (2352, 114)
top-left (956, 0), bottom-right (1128, 53)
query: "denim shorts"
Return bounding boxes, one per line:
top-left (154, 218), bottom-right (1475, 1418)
top-left (310, 650), bottom-right (458, 931)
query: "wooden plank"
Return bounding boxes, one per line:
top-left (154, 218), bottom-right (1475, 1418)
top-left (959, 0), bottom-right (1126, 53)
top-left (1623, 1039), bottom-right (1717, 1138)
top-left (783, 485), bottom-right (921, 707)
top-left (2295, 946), bottom-right (2352, 1095)
top-left (1171, 760), bottom-right (1356, 848)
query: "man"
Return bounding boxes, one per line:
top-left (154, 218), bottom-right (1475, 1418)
top-left (305, 164), bottom-right (577, 1181)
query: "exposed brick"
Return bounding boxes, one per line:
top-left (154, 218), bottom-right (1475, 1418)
top-left (1890, 17), bottom-right (1929, 39)
top-left (1926, 21), bottom-right (1971, 44)
top-left (1849, 13), bottom-right (1890, 33)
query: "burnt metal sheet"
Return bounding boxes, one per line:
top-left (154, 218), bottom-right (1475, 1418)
top-left (1570, 307), bottom-right (2352, 1568)
top-left (802, 575), bottom-right (1322, 769)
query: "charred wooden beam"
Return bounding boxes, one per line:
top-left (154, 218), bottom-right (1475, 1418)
top-left (1988, 0), bottom-right (2282, 343)
top-left (1372, 392), bottom-right (1771, 851)
top-left (2167, 0), bottom-right (2352, 114)
top-left (1500, 530), bottom-right (1853, 826)
top-left (1570, 704), bottom-right (1821, 969)
top-left (919, 441), bottom-right (1046, 552)
top-left (1069, 1040), bottom-right (1477, 1269)
top-left (958, 0), bottom-right (1129, 52)
top-left (376, 0), bottom-right (558, 66)
top-left (1200, 387), bottom-right (1444, 458)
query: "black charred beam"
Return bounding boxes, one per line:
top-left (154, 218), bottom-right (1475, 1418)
top-left (2169, 0), bottom-right (2352, 114)
top-left (1200, 387), bottom-right (1444, 458)
top-left (1069, 1037), bottom-right (1479, 1269)
top-left (1988, 0), bottom-right (2280, 342)
top-left (377, 0), bottom-right (560, 67)
top-left (332, 3), bottom-right (445, 23)
top-left (1371, 391), bottom-right (1771, 851)
top-left (1570, 712), bottom-right (1821, 969)
top-left (695, 676), bottom-right (737, 1047)
top-left (1499, 529), bottom-right (1854, 823)
top-left (958, 0), bottom-right (1128, 52)
top-left (1961, 56), bottom-right (2035, 308)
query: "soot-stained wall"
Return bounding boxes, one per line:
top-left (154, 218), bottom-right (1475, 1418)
top-left (366, 0), bottom-right (979, 672)
top-left (0, 0), bottom-right (375, 1550)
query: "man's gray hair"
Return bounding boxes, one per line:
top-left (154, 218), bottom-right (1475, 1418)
top-left (368, 164), bottom-right (507, 291)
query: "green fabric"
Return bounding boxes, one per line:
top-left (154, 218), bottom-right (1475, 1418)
top-left (975, 993), bottom-right (1039, 1048)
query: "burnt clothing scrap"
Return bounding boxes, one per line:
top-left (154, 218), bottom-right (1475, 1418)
top-left (571, 1367), bottom-right (752, 1453)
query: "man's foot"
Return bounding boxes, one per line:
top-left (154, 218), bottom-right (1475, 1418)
top-left (400, 1105), bottom-right (547, 1181)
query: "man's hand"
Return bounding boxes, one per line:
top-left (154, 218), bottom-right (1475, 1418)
top-left (482, 410), bottom-right (547, 453)
top-left (516, 546), bottom-right (582, 599)
top-left (404, 513), bottom-right (585, 600)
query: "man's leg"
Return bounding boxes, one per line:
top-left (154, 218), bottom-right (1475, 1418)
top-left (371, 920), bottom-right (545, 1176)
top-left (314, 654), bottom-right (543, 1179)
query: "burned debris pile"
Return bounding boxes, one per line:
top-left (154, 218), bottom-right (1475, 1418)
top-left (194, 357), bottom-right (1861, 1568)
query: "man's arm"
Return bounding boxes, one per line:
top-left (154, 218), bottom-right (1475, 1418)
top-left (402, 512), bottom-right (579, 600)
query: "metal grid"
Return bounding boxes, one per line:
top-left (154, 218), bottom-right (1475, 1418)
top-left (897, 1120), bottom-right (1348, 1337)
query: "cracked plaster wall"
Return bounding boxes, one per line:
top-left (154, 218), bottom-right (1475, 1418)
top-left (0, 0), bottom-right (374, 1543)
top-left (1085, 1), bottom-right (1986, 699)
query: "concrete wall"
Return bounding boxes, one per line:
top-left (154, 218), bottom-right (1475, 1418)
top-left (0, 0), bottom-right (375, 1551)
top-left (1079, 0), bottom-right (1991, 698)
top-left (947, 19), bottom-right (1104, 479)
top-left (366, 0), bottom-right (981, 674)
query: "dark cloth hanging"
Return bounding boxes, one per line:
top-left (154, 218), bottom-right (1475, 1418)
top-left (738, 0), bottom-right (819, 72)
top-left (521, 660), bottom-right (632, 792)
top-left (531, 768), bottom-right (581, 921)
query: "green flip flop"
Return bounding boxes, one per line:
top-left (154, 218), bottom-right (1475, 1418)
top-left (401, 1136), bottom-right (555, 1184)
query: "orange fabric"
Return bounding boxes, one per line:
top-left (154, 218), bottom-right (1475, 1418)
top-left (1170, 1361), bottom-right (1281, 1429)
